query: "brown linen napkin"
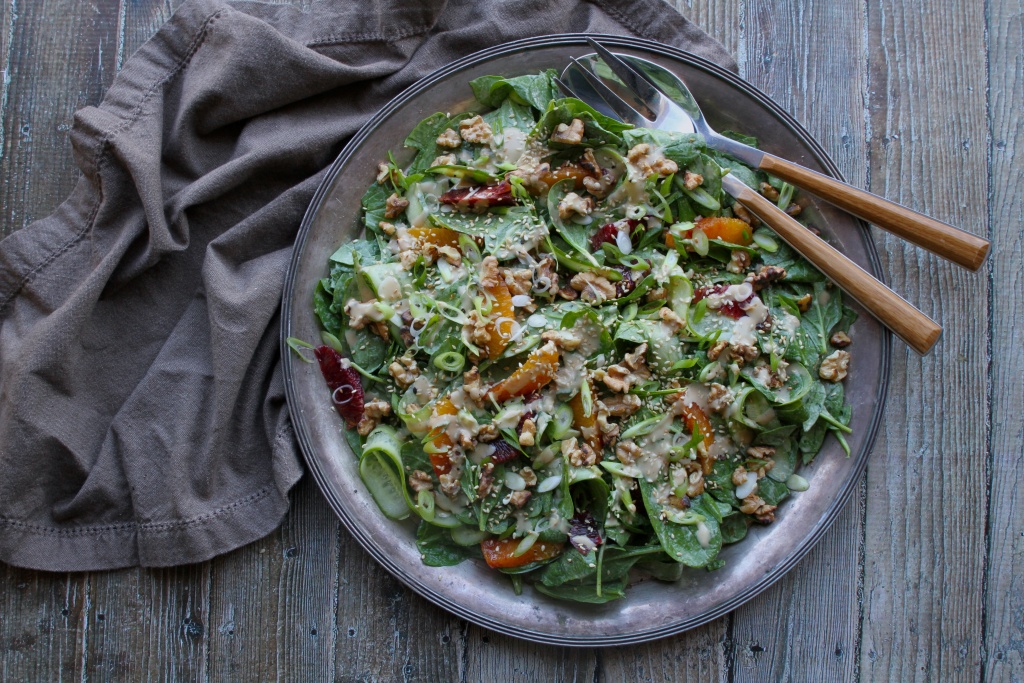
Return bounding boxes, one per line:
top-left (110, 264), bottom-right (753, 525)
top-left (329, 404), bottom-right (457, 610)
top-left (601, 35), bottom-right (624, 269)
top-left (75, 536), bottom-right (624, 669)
top-left (0, 0), bottom-right (736, 571)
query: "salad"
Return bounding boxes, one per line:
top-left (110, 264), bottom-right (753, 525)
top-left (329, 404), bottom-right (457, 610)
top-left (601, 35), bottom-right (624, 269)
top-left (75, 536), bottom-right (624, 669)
top-left (299, 69), bottom-right (856, 603)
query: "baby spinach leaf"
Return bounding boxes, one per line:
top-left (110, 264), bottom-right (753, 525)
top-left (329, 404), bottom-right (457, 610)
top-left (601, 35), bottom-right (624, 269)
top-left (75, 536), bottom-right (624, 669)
top-left (639, 482), bottom-right (722, 567)
top-left (360, 182), bottom-right (390, 232)
top-left (720, 514), bottom-right (749, 544)
top-left (470, 70), bottom-right (560, 111)
top-left (757, 477), bottom-right (790, 507)
top-left (430, 205), bottom-right (545, 255)
top-left (534, 98), bottom-right (633, 148)
top-left (534, 578), bottom-right (627, 603)
top-left (621, 128), bottom-right (704, 168)
top-left (415, 522), bottom-right (476, 567)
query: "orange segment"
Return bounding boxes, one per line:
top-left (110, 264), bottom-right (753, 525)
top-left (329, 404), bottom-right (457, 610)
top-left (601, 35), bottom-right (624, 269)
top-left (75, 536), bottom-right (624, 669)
top-left (481, 537), bottom-right (564, 569)
top-left (532, 164), bottom-right (591, 194)
top-left (693, 216), bottom-right (753, 246)
top-left (481, 278), bottom-right (516, 360)
top-left (570, 390), bottom-right (601, 452)
top-left (487, 342), bottom-right (560, 404)
top-left (408, 226), bottom-right (461, 249)
top-left (426, 397), bottom-right (459, 476)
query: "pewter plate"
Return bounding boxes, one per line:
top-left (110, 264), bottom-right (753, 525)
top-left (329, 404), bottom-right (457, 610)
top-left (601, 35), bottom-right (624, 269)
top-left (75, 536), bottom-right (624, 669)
top-left (281, 34), bottom-right (889, 646)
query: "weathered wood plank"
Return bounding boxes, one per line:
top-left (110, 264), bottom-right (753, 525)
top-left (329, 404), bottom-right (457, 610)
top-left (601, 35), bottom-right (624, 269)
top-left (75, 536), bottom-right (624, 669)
top-left (670, 0), bottom-right (744, 69)
top-left (0, 568), bottom-right (86, 683)
top-left (206, 477), bottom-right (338, 681)
top-left (727, 1), bottom-right (868, 680)
top-left (0, 0), bottom-right (121, 237)
top-left (601, 626), bottom-right (728, 682)
top-left (84, 564), bottom-right (210, 682)
top-left (463, 629), bottom-right (597, 683)
top-left (982, 0), bottom-right (1024, 680)
top-left (860, 0), bottom-right (990, 680)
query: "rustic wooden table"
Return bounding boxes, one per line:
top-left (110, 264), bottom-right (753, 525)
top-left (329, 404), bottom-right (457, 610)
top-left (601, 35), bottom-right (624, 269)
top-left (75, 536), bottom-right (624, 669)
top-left (1, 0), bottom-right (1018, 680)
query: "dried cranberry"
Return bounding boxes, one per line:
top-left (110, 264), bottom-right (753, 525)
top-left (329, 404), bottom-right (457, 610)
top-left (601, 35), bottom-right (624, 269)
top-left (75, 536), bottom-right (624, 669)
top-left (568, 511), bottom-right (603, 555)
top-left (439, 180), bottom-right (517, 211)
top-left (693, 284), bottom-right (751, 320)
top-left (490, 439), bottom-right (519, 465)
top-left (589, 219), bottom-right (640, 251)
top-left (314, 346), bottom-right (365, 428)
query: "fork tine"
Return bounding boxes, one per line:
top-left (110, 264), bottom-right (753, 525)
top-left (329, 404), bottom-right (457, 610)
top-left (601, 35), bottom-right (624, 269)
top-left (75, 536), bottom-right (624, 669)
top-left (567, 58), bottom-right (649, 125)
top-left (585, 38), bottom-right (665, 113)
top-left (553, 76), bottom-right (580, 99)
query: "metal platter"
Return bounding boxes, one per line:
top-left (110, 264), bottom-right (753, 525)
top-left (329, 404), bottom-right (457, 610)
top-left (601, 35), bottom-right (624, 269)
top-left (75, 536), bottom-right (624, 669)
top-left (281, 34), bottom-right (890, 646)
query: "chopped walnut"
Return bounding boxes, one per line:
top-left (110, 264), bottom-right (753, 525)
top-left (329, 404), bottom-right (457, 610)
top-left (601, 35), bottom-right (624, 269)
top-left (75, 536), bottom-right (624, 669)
top-left (819, 350), bottom-right (851, 382)
top-left (436, 245), bottom-right (462, 266)
top-left (541, 329), bottom-right (582, 351)
top-left (408, 470), bottom-right (434, 493)
top-left (731, 465), bottom-right (749, 487)
top-left (520, 467), bottom-right (538, 488)
top-left (502, 268), bottom-right (534, 297)
top-left (465, 310), bottom-right (492, 349)
top-left (431, 153), bottom-right (457, 167)
top-left (727, 250), bottom-right (752, 274)
top-left (580, 149), bottom-right (614, 198)
top-left (746, 265), bottom-right (787, 291)
top-left (707, 340), bottom-right (728, 362)
top-left (740, 493), bottom-right (776, 523)
top-left (796, 293), bottom-right (813, 313)
top-left (707, 382), bottom-right (733, 414)
top-left (562, 437), bottom-right (598, 467)
top-left (733, 203), bottom-right (760, 227)
top-left (439, 470), bottom-right (461, 498)
top-left (730, 343), bottom-right (760, 365)
top-left (477, 462), bottom-right (496, 499)
top-left (658, 307), bottom-right (686, 334)
top-left (384, 193), bottom-right (409, 219)
top-left (388, 357), bottom-right (420, 389)
top-left (378, 220), bottom-right (396, 236)
top-left (830, 331), bottom-right (852, 348)
top-left (519, 418), bottom-right (537, 447)
top-left (463, 367), bottom-right (488, 403)
top-left (785, 203), bottom-right (803, 217)
top-left (458, 115), bottom-right (493, 145)
top-left (597, 343), bottom-right (651, 393)
top-left (508, 490), bottom-right (532, 509)
top-left (627, 143), bottom-right (677, 177)
top-left (557, 192), bottom-right (593, 221)
top-left (616, 439), bottom-right (642, 465)
top-left (356, 398), bottom-right (392, 436)
top-left (477, 423), bottom-right (500, 443)
top-left (682, 170), bottom-right (704, 190)
top-left (376, 162), bottom-right (391, 184)
top-left (596, 412), bottom-right (619, 446)
top-left (746, 446), bottom-right (776, 460)
top-left (557, 285), bottom-right (579, 301)
top-left (551, 118), bottom-right (585, 145)
top-left (686, 469), bottom-right (705, 497)
top-left (570, 271), bottom-right (617, 304)
top-left (759, 181), bottom-right (780, 201)
top-left (478, 255), bottom-right (502, 290)
top-left (436, 128), bottom-right (462, 148)
top-left (598, 393), bottom-right (642, 418)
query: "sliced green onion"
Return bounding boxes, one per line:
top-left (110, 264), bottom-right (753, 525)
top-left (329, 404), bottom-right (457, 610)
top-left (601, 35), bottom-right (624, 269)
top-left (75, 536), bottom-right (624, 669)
top-left (690, 228), bottom-right (709, 256)
top-left (450, 525), bottom-right (489, 546)
top-left (620, 415), bottom-right (663, 440)
top-left (320, 331), bottom-right (344, 353)
top-left (692, 298), bottom-right (708, 323)
top-left (513, 532), bottom-right (539, 557)
top-left (777, 182), bottom-right (795, 210)
top-left (580, 382), bottom-right (593, 419)
top-left (549, 404), bottom-right (575, 440)
top-left (752, 228), bottom-right (779, 252)
top-left (433, 351), bottom-right (466, 374)
top-left (416, 489), bottom-right (436, 522)
top-left (286, 337), bottom-right (316, 363)
top-left (626, 205), bottom-right (648, 220)
top-left (786, 474), bottom-right (810, 492)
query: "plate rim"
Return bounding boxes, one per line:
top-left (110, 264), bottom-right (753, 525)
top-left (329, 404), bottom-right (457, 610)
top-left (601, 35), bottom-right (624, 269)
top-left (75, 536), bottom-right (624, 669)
top-left (281, 32), bottom-right (891, 646)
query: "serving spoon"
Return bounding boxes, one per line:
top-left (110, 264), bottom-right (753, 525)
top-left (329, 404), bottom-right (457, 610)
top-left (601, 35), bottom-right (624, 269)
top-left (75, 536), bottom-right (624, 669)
top-left (569, 38), bottom-right (989, 271)
top-left (558, 44), bottom-right (943, 354)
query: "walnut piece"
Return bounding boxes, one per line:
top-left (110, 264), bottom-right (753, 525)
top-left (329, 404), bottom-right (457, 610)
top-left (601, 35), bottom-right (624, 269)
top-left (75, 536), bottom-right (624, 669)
top-left (597, 343), bottom-right (651, 393)
top-left (819, 350), bottom-right (851, 382)
top-left (732, 203), bottom-right (760, 227)
top-left (378, 220), bottom-right (396, 236)
top-left (795, 292), bottom-right (813, 313)
top-left (658, 307), bottom-right (686, 334)
top-left (520, 467), bottom-right (538, 488)
top-left (533, 257), bottom-right (560, 296)
top-left (707, 382), bottom-right (733, 414)
top-left (502, 268), bottom-right (534, 297)
top-left (376, 162), bottom-right (391, 184)
top-left (356, 398), bottom-right (391, 436)
top-left (598, 393), bottom-right (642, 418)
top-left (388, 356), bottom-right (420, 389)
top-left (462, 367), bottom-right (488, 403)
top-left (731, 465), bottom-right (749, 487)
top-left (746, 265), bottom-right (787, 291)
top-left (830, 331), bottom-right (852, 348)
top-left (519, 418), bottom-right (537, 447)
top-left (431, 153), bottom-right (457, 167)
top-left (435, 128), bottom-right (462, 148)
top-left (727, 249), bottom-right (752, 274)
top-left (626, 143), bottom-right (678, 177)
top-left (541, 329), bottom-right (581, 351)
top-left (759, 181), bottom-right (780, 201)
top-left (408, 470), bottom-right (434, 493)
top-left (562, 437), bottom-right (598, 467)
top-left (707, 340), bottom-right (728, 362)
top-left (478, 255), bottom-right (502, 290)
top-left (746, 446), bottom-right (777, 460)
top-left (682, 170), bottom-right (704, 190)
top-left (384, 193), bottom-right (409, 219)
top-left (550, 118), bottom-right (585, 145)
top-left (740, 493), bottom-right (776, 523)
top-left (570, 271), bottom-right (616, 304)
top-left (458, 115), bottom-right (493, 145)
top-left (616, 439), bottom-right (642, 465)
top-left (557, 192), bottom-right (593, 220)
top-left (477, 462), bottom-right (496, 499)
top-left (508, 490), bottom-right (532, 509)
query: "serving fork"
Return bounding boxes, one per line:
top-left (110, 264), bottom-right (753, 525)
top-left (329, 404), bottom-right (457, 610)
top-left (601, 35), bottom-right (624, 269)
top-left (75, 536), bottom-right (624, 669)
top-left (558, 39), bottom-right (958, 355)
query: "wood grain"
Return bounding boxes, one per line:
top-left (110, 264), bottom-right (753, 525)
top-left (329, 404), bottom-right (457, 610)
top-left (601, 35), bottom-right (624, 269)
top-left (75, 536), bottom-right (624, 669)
top-left (982, 0), bottom-right (1024, 679)
top-left (860, 0), bottom-right (991, 680)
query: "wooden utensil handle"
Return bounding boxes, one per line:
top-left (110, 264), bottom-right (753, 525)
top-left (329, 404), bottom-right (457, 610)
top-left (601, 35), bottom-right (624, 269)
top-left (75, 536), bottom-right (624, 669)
top-left (730, 181), bottom-right (942, 355)
top-left (759, 154), bottom-right (990, 271)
